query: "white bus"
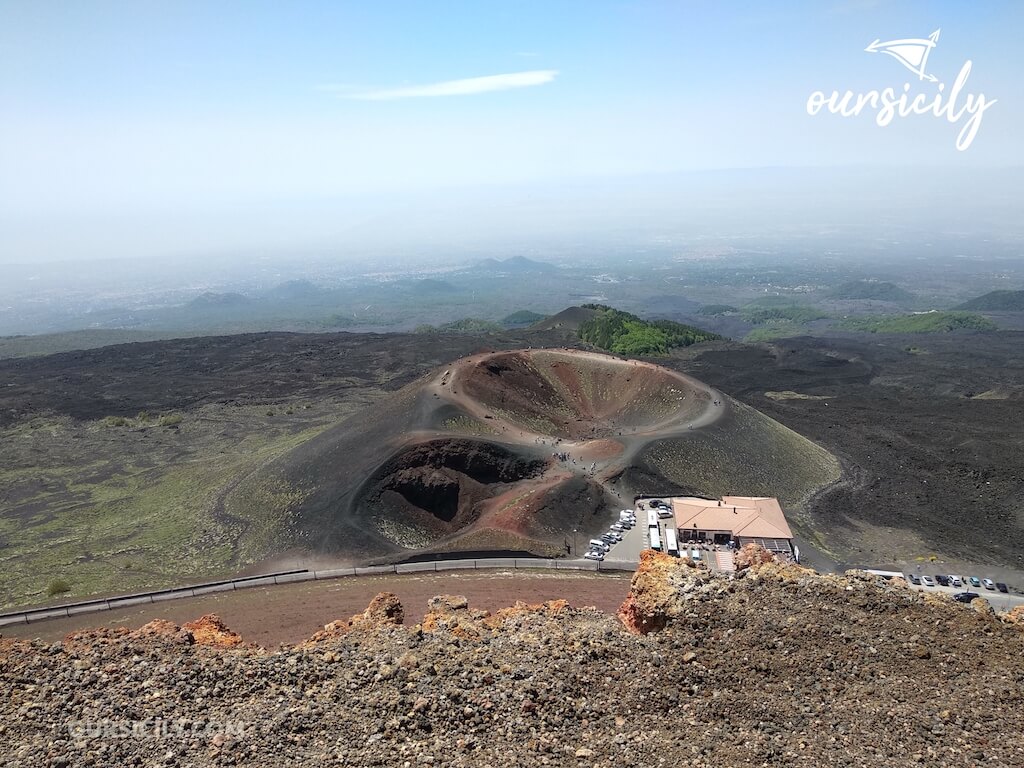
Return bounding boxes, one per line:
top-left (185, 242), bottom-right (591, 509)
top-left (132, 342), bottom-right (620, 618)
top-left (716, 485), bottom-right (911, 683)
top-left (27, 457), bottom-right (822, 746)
top-left (649, 525), bottom-right (662, 552)
top-left (665, 527), bottom-right (679, 557)
top-left (647, 509), bottom-right (659, 528)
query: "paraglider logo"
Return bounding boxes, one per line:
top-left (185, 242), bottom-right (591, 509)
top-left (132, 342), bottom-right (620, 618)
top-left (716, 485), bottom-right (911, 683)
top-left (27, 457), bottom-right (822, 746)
top-left (864, 29), bottom-right (941, 82)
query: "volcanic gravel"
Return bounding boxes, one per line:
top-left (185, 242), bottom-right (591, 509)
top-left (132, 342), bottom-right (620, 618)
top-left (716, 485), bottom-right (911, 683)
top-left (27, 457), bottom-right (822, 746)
top-left (2, 554), bottom-right (1022, 767)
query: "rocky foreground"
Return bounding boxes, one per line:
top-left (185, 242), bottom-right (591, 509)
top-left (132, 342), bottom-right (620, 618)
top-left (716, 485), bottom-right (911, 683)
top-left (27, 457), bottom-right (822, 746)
top-left (2, 550), bottom-right (1023, 767)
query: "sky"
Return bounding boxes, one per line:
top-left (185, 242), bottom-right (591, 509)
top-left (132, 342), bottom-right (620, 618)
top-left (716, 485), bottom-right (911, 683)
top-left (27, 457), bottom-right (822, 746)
top-left (1, 0), bottom-right (1022, 262)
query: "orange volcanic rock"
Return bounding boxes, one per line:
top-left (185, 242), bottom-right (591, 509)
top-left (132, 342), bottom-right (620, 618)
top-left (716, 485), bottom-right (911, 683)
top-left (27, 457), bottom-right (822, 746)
top-left (1003, 604), bottom-right (1024, 629)
top-left (733, 542), bottom-right (778, 571)
top-left (617, 549), bottom-right (717, 634)
top-left (130, 619), bottom-right (195, 645)
top-left (420, 594), bottom-right (490, 640)
top-left (307, 591), bottom-right (405, 643)
top-left (182, 614), bottom-right (244, 648)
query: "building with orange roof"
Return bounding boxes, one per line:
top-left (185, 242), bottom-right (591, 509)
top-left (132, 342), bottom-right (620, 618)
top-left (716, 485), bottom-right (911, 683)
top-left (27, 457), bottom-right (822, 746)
top-left (668, 495), bottom-right (795, 556)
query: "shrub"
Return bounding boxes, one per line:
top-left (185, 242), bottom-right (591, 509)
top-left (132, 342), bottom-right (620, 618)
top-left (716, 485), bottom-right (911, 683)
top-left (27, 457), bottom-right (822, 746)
top-left (158, 413), bottom-right (183, 427)
top-left (46, 579), bottom-right (71, 597)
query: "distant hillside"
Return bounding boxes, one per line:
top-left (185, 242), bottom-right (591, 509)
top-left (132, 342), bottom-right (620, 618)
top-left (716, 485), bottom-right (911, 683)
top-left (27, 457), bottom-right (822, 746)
top-left (501, 310), bottom-right (548, 327)
top-left (187, 292), bottom-right (252, 308)
top-left (527, 306), bottom-right (600, 332)
top-left (829, 280), bottom-right (914, 302)
top-left (577, 305), bottom-right (720, 356)
top-left (956, 289), bottom-right (1024, 311)
top-left (475, 256), bottom-right (557, 273)
top-left (265, 279), bottom-right (323, 300)
top-left (839, 311), bottom-right (997, 334)
top-left (697, 304), bottom-right (739, 316)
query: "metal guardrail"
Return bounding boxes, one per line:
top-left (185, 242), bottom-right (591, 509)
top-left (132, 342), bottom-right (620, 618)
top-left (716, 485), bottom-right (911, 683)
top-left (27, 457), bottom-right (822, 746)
top-left (0, 558), bottom-right (637, 629)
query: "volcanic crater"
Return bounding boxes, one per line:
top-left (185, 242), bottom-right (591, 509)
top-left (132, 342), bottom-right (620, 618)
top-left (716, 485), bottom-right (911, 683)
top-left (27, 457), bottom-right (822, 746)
top-left (243, 349), bottom-right (840, 563)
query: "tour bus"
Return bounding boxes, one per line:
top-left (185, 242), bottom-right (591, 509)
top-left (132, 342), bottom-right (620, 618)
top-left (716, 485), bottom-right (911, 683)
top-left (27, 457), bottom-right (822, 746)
top-left (647, 509), bottom-right (659, 528)
top-left (649, 525), bottom-right (662, 552)
top-left (665, 527), bottom-right (679, 557)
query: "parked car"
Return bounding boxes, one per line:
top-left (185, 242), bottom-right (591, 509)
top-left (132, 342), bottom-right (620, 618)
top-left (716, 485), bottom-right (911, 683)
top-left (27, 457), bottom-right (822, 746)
top-left (921, 575), bottom-right (936, 587)
top-left (953, 592), bottom-right (980, 603)
top-left (907, 573), bottom-right (921, 585)
top-left (610, 523), bottom-right (624, 532)
top-left (935, 575), bottom-right (950, 586)
top-left (948, 575), bottom-right (962, 587)
top-left (996, 582), bottom-right (1009, 593)
top-left (982, 578), bottom-right (996, 590)
top-left (583, 551), bottom-right (604, 561)
top-left (969, 576), bottom-right (981, 587)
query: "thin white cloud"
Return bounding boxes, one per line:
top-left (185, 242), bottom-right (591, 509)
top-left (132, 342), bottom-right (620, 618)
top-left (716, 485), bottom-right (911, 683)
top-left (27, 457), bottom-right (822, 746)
top-left (332, 70), bottom-right (558, 101)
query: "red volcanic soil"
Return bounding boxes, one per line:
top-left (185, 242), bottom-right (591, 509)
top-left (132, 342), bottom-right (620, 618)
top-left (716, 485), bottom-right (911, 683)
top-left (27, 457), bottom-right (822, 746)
top-left (454, 349), bottom-right (710, 440)
top-left (2, 571), bottom-right (632, 648)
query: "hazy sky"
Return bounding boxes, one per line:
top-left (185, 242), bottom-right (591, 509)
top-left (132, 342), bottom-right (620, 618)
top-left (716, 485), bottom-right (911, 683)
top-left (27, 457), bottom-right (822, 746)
top-left (2, 1), bottom-right (1022, 262)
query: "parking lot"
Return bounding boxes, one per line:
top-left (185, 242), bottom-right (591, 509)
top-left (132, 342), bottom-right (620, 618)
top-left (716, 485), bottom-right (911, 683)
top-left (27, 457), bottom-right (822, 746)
top-left (901, 574), bottom-right (1024, 613)
top-left (578, 510), bottom-right (1024, 615)
top-left (581, 507), bottom-right (731, 571)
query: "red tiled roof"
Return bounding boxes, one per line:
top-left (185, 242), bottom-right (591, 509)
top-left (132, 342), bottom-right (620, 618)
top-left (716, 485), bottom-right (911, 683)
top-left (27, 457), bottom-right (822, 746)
top-left (671, 496), bottom-right (793, 540)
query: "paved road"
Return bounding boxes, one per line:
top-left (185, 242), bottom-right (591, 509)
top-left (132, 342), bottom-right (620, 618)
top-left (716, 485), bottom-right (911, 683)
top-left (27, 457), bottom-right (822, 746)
top-left (904, 580), bottom-right (1024, 612)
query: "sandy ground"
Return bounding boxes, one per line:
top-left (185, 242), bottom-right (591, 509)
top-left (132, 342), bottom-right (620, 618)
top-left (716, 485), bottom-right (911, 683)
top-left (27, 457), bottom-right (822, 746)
top-left (1, 570), bottom-right (633, 648)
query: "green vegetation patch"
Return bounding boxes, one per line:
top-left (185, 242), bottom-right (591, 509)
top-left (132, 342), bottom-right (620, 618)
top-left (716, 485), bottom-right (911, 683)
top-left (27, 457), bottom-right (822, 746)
top-left (838, 311), bottom-right (996, 334)
top-left (577, 305), bottom-right (719, 356)
top-left (741, 305), bottom-right (830, 325)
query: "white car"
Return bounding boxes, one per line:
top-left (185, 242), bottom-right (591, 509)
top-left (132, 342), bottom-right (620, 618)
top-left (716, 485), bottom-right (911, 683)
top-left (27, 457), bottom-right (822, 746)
top-left (982, 578), bottom-right (996, 590)
top-left (610, 523), bottom-right (625, 532)
top-left (583, 551), bottom-right (604, 561)
top-left (948, 575), bottom-right (962, 587)
top-left (921, 575), bottom-right (936, 587)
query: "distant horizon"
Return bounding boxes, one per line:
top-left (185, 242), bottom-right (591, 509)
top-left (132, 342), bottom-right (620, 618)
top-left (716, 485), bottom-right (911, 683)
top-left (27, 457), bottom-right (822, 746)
top-left (2, 1), bottom-right (1022, 263)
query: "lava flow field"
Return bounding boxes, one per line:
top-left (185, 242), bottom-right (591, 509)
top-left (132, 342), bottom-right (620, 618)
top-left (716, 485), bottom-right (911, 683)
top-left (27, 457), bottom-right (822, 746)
top-left (238, 349), bottom-right (839, 563)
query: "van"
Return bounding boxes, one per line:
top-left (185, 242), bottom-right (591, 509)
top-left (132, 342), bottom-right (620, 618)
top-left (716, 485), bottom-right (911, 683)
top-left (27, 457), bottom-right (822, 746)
top-left (589, 539), bottom-right (609, 551)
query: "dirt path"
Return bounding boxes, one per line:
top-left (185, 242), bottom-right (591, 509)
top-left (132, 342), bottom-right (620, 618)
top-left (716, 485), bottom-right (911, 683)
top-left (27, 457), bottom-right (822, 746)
top-left (2, 570), bottom-right (633, 648)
